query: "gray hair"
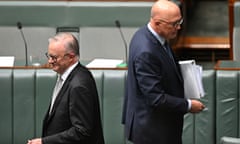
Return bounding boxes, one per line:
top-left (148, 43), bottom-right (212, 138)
top-left (49, 32), bottom-right (80, 58)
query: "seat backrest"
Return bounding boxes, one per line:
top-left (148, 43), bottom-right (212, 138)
top-left (182, 70), bottom-right (216, 144)
top-left (102, 70), bottom-right (127, 144)
top-left (216, 70), bottom-right (240, 144)
top-left (0, 69), bottom-right (13, 143)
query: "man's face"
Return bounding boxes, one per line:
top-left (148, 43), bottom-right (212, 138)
top-left (46, 42), bottom-right (71, 74)
top-left (155, 16), bottom-right (183, 40)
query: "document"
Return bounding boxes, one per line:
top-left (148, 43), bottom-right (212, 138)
top-left (86, 58), bottom-right (123, 68)
top-left (0, 56), bottom-right (15, 67)
top-left (179, 60), bottom-right (205, 99)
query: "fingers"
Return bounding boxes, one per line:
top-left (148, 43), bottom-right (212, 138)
top-left (27, 140), bottom-right (32, 144)
top-left (190, 99), bottom-right (205, 113)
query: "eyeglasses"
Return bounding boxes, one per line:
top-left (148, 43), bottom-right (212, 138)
top-left (45, 52), bottom-right (69, 62)
top-left (158, 18), bottom-right (183, 28)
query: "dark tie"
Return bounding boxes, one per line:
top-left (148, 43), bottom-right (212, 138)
top-left (164, 41), bottom-right (174, 60)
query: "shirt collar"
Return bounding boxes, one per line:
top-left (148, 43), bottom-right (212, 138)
top-left (147, 23), bottom-right (166, 45)
top-left (60, 61), bottom-right (78, 82)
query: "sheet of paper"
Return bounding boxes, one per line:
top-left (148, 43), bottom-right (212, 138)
top-left (0, 56), bottom-right (15, 67)
top-left (179, 60), bottom-right (205, 99)
top-left (86, 58), bottom-right (123, 68)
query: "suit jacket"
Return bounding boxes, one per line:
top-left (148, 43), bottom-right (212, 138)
top-left (122, 25), bottom-right (189, 144)
top-left (42, 63), bottom-right (104, 144)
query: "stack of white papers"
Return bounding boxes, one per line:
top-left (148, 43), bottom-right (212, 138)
top-left (0, 56), bottom-right (15, 67)
top-left (179, 60), bottom-right (205, 99)
top-left (86, 58), bottom-right (123, 68)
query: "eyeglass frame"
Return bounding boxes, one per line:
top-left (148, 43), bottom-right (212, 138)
top-left (157, 18), bottom-right (183, 28)
top-left (45, 52), bottom-right (69, 62)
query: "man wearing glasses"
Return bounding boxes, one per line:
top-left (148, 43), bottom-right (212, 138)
top-left (28, 33), bottom-right (104, 144)
top-left (122, 1), bottom-right (205, 144)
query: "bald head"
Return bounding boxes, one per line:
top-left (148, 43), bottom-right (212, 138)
top-left (151, 0), bottom-right (181, 21)
top-left (149, 0), bottom-right (182, 40)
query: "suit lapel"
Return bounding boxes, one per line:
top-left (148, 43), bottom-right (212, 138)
top-left (161, 44), bottom-right (183, 82)
top-left (46, 63), bottom-right (80, 120)
top-left (47, 80), bottom-right (68, 118)
top-left (147, 29), bottom-right (183, 82)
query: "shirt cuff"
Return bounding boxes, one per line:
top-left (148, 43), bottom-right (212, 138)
top-left (187, 99), bottom-right (192, 111)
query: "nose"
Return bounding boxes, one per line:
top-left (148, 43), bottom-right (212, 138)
top-left (48, 58), bottom-right (54, 64)
top-left (176, 24), bottom-right (181, 30)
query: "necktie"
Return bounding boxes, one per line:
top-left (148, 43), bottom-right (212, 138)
top-left (49, 75), bottom-right (63, 114)
top-left (164, 41), bottom-right (174, 60)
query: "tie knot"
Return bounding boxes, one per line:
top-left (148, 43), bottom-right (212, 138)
top-left (57, 75), bottom-right (63, 83)
top-left (163, 42), bottom-right (169, 52)
top-left (163, 41), bottom-right (174, 60)
top-left (164, 41), bottom-right (169, 48)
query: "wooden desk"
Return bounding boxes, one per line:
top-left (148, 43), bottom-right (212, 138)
top-left (174, 36), bottom-right (230, 50)
top-left (173, 36), bottom-right (230, 62)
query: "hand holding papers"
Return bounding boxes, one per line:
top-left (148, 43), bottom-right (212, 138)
top-left (179, 60), bottom-right (205, 99)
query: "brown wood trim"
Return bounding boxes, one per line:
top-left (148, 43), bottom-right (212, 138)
top-left (229, 0), bottom-right (234, 60)
top-left (214, 66), bottom-right (240, 70)
top-left (0, 66), bottom-right (50, 69)
top-left (0, 65), bottom-right (127, 70)
top-left (87, 67), bottom-right (127, 70)
top-left (173, 36), bottom-right (230, 50)
top-left (214, 67), bottom-right (240, 70)
top-left (214, 60), bottom-right (221, 70)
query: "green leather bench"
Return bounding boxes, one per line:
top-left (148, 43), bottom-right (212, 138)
top-left (183, 70), bottom-right (216, 144)
top-left (2, 68), bottom-right (240, 144)
top-left (216, 70), bottom-right (240, 144)
top-left (0, 69), bottom-right (127, 144)
top-left (0, 68), bottom-right (218, 144)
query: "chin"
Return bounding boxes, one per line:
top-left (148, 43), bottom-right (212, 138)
top-left (52, 66), bottom-right (59, 72)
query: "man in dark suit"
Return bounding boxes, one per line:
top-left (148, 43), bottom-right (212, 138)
top-left (28, 32), bottom-right (104, 144)
top-left (122, 1), bottom-right (205, 144)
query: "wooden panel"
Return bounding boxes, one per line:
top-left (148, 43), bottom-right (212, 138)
top-left (173, 36), bottom-right (230, 50)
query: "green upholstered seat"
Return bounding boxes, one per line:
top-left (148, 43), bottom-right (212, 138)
top-left (216, 71), bottom-right (239, 144)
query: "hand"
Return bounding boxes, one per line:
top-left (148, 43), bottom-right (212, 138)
top-left (189, 99), bottom-right (205, 113)
top-left (27, 138), bottom-right (42, 144)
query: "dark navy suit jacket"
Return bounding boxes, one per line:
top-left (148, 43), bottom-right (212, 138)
top-left (122, 25), bottom-right (189, 144)
top-left (42, 63), bottom-right (104, 144)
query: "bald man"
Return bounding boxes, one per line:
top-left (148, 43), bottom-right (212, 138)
top-left (122, 1), bottom-right (205, 144)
